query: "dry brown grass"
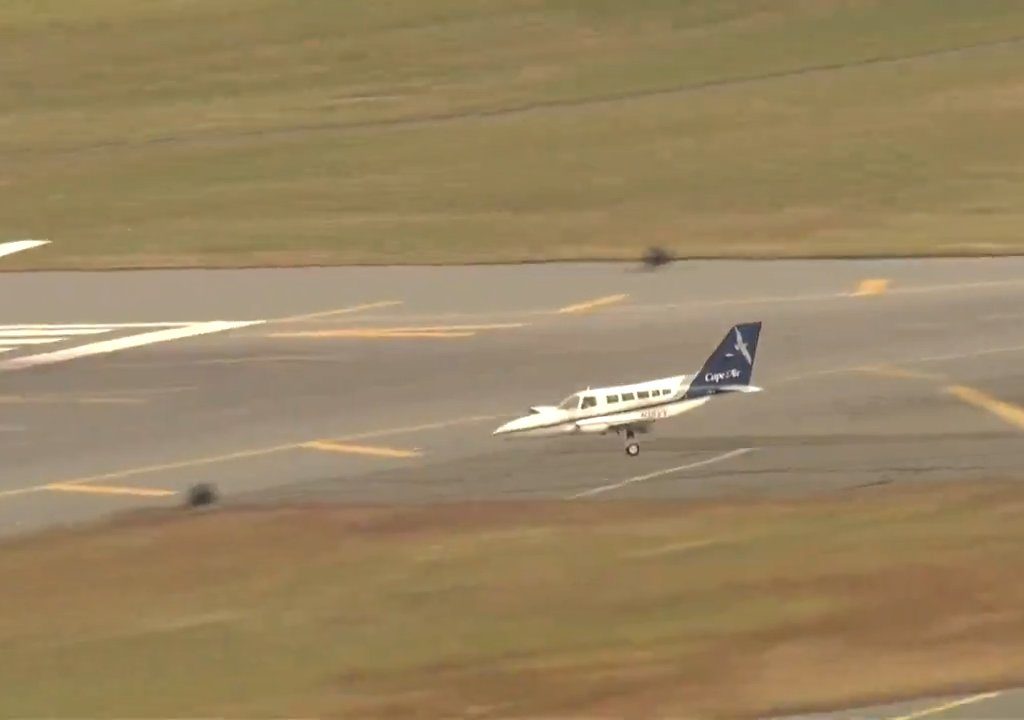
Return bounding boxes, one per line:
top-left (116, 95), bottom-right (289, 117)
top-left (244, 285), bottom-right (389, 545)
top-left (2, 1), bottom-right (1024, 269)
top-left (2, 480), bottom-right (1024, 717)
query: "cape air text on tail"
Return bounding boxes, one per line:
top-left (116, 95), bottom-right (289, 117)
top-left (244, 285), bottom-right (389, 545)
top-left (493, 322), bottom-right (763, 457)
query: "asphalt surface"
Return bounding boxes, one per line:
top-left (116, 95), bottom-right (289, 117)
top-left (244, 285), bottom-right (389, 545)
top-left (1, 258), bottom-right (1023, 531)
top-left (2, 257), bottom-right (1024, 718)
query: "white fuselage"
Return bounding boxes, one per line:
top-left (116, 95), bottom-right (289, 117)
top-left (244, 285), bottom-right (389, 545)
top-left (492, 374), bottom-right (710, 438)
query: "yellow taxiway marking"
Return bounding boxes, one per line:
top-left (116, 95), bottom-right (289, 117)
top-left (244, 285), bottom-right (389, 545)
top-left (303, 441), bottom-right (421, 458)
top-left (852, 278), bottom-right (890, 296)
top-left (555, 293), bottom-right (628, 314)
top-left (272, 300), bottom-right (403, 324)
top-left (0, 414), bottom-right (503, 501)
top-left (45, 483), bottom-right (176, 498)
top-left (269, 323), bottom-right (525, 339)
top-left (890, 691), bottom-right (1000, 720)
top-left (946, 385), bottom-right (1024, 432)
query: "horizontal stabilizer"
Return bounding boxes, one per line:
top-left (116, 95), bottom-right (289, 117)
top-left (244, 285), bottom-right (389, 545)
top-left (716, 385), bottom-right (763, 393)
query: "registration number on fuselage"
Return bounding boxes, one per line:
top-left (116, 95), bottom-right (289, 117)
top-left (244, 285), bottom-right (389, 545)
top-left (640, 408), bottom-right (668, 419)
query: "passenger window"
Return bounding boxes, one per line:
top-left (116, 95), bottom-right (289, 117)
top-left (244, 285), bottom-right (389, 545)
top-left (622, 392), bottom-right (635, 401)
top-left (606, 395), bottom-right (619, 404)
top-left (581, 395), bottom-right (597, 409)
top-left (637, 391), bottom-right (649, 399)
top-left (651, 390), bottom-right (660, 396)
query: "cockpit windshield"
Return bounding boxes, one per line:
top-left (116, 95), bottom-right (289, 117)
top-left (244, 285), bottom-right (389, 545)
top-left (557, 394), bottom-right (580, 410)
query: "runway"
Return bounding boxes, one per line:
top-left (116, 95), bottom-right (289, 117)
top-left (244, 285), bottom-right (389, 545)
top-left (2, 257), bottom-right (1024, 717)
top-left (1, 258), bottom-right (1023, 539)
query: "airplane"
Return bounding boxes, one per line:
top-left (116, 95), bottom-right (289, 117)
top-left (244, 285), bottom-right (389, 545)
top-left (492, 321), bottom-right (762, 456)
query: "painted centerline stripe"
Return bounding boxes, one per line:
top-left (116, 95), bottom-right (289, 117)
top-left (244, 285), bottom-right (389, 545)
top-left (915, 343), bottom-right (1024, 364)
top-left (0, 414), bottom-right (503, 500)
top-left (556, 293), bottom-right (628, 314)
top-left (274, 330), bottom-right (475, 339)
top-left (270, 323), bottom-right (525, 339)
top-left (610, 277), bottom-right (1024, 316)
top-left (45, 483), bottom-right (176, 498)
top-left (356, 323), bottom-right (525, 332)
top-left (0, 487), bottom-right (40, 499)
top-left (853, 365), bottom-right (944, 382)
top-left (274, 300), bottom-right (403, 323)
top-left (0, 395), bottom-right (144, 405)
top-left (570, 448), bottom-right (755, 499)
top-left (342, 331), bottom-right (475, 339)
top-left (303, 441), bottom-right (421, 458)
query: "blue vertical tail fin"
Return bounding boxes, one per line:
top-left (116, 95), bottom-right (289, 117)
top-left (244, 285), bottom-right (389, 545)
top-left (682, 322), bottom-right (762, 399)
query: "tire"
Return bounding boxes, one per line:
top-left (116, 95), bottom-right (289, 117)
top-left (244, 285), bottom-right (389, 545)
top-left (625, 443), bottom-right (640, 457)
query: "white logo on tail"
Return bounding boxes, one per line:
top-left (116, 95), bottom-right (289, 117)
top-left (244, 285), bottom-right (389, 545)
top-left (706, 368), bottom-right (741, 383)
top-left (733, 327), bottom-right (752, 365)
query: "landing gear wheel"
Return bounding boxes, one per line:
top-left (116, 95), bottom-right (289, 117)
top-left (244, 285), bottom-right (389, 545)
top-left (625, 442), bottom-right (640, 457)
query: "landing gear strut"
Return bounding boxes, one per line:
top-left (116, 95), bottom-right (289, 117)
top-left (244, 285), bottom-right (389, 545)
top-left (624, 429), bottom-right (640, 457)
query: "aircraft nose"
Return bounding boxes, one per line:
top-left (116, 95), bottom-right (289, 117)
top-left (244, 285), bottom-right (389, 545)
top-left (492, 419), bottom-right (517, 436)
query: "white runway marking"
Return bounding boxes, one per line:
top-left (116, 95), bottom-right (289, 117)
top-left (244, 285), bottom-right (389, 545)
top-left (0, 337), bottom-right (63, 345)
top-left (0, 323), bottom-right (190, 329)
top-left (0, 323), bottom-right (206, 355)
top-left (0, 239), bottom-right (49, 259)
top-left (570, 447), bottom-right (756, 499)
top-left (0, 320), bottom-right (263, 371)
top-left (0, 328), bottom-right (110, 337)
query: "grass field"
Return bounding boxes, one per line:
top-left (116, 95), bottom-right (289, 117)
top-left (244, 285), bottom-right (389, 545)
top-left (2, 480), bottom-right (1024, 718)
top-left (2, 1), bottom-right (1024, 269)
